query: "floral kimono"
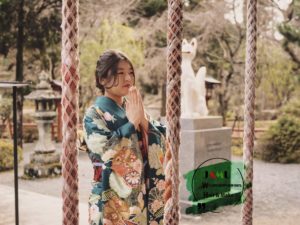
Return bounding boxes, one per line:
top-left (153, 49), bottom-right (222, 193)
top-left (83, 96), bottom-right (166, 225)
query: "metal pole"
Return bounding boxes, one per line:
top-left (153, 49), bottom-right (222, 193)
top-left (13, 86), bottom-right (19, 225)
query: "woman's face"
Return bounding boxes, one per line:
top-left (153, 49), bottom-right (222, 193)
top-left (102, 60), bottom-right (134, 97)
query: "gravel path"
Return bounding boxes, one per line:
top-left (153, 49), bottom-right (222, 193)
top-left (0, 143), bottom-right (299, 224)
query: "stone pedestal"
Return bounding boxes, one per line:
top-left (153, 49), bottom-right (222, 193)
top-left (179, 116), bottom-right (231, 203)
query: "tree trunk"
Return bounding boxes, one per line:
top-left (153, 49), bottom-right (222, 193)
top-left (218, 93), bottom-right (228, 126)
top-left (16, 0), bottom-right (25, 148)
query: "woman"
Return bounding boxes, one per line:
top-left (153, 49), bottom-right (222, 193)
top-left (83, 50), bottom-right (166, 225)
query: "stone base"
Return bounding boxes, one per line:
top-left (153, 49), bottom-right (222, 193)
top-left (178, 116), bottom-right (232, 211)
top-left (23, 151), bottom-right (61, 178)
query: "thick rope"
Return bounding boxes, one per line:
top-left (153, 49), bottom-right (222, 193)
top-left (61, 0), bottom-right (80, 224)
top-left (242, 0), bottom-right (257, 224)
top-left (164, 0), bottom-right (182, 224)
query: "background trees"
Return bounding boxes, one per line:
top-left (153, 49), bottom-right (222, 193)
top-left (278, 0), bottom-right (300, 74)
top-left (0, 0), bottom-right (61, 146)
top-left (0, 0), bottom-right (61, 77)
top-left (79, 19), bottom-right (144, 111)
top-left (0, 0), bottom-right (299, 130)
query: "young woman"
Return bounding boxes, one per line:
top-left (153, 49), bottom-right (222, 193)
top-left (83, 50), bottom-right (166, 225)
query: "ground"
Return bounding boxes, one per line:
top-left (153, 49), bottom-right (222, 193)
top-left (0, 143), bottom-right (299, 225)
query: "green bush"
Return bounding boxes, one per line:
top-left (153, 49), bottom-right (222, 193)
top-left (258, 115), bottom-right (300, 163)
top-left (137, 0), bottom-right (167, 17)
top-left (0, 139), bottom-right (23, 171)
top-left (279, 99), bottom-right (300, 118)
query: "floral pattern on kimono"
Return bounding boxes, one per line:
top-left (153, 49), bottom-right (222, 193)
top-left (83, 96), bottom-right (166, 225)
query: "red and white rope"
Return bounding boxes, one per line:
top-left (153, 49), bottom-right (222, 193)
top-left (242, 0), bottom-right (257, 224)
top-left (61, 0), bottom-right (80, 224)
top-left (164, 0), bottom-right (183, 224)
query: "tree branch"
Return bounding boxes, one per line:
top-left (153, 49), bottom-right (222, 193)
top-left (283, 40), bottom-right (300, 70)
top-left (35, 0), bottom-right (61, 16)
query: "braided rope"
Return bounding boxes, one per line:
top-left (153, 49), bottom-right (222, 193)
top-left (61, 0), bottom-right (79, 224)
top-left (242, 0), bottom-right (257, 224)
top-left (164, 1), bottom-right (182, 224)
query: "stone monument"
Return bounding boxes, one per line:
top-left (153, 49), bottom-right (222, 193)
top-left (23, 71), bottom-right (61, 178)
top-left (178, 38), bottom-right (232, 213)
top-left (179, 117), bottom-right (232, 213)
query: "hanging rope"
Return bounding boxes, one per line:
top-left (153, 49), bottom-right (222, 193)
top-left (242, 0), bottom-right (257, 224)
top-left (61, 0), bottom-right (80, 224)
top-left (164, 0), bottom-right (182, 224)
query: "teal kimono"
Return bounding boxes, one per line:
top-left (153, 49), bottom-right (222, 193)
top-left (83, 96), bottom-right (166, 225)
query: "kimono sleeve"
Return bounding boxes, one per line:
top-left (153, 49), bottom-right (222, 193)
top-left (147, 113), bottom-right (166, 138)
top-left (83, 106), bottom-right (135, 156)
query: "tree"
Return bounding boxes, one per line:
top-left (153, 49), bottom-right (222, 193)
top-left (0, 0), bottom-right (17, 58)
top-left (0, 0), bottom-right (61, 77)
top-left (256, 39), bottom-right (296, 109)
top-left (278, 0), bottom-right (300, 73)
top-left (79, 19), bottom-right (144, 112)
top-left (0, 0), bottom-right (61, 147)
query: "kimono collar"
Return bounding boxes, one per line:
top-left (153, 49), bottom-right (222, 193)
top-left (94, 96), bottom-right (126, 118)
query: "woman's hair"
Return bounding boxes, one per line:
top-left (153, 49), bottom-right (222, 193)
top-left (95, 50), bottom-right (135, 94)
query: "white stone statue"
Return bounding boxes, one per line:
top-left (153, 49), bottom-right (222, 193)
top-left (181, 38), bottom-right (208, 118)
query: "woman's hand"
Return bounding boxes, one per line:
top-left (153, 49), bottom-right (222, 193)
top-left (125, 87), bottom-right (144, 130)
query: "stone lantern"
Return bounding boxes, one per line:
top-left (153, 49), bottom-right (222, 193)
top-left (24, 71), bottom-right (61, 178)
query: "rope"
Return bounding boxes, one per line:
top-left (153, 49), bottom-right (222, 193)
top-left (61, 0), bottom-right (80, 224)
top-left (164, 0), bottom-right (182, 224)
top-left (242, 0), bottom-right (257, 224)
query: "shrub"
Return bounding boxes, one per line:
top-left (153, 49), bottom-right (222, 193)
top-left (0, 139), bottom-right (23, 171)
top-left (258, 115), bottom-right (300, 163)
top-left (279, 99), bottom-right (300, 118)
top-left (137, 0), bottom-right (167, 17)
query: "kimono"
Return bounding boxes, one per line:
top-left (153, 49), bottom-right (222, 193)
top-left (83, 96), bottom-right (166, 225)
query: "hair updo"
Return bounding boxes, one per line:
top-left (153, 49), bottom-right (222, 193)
top-left (95, 50), bottom-right (135, 94)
